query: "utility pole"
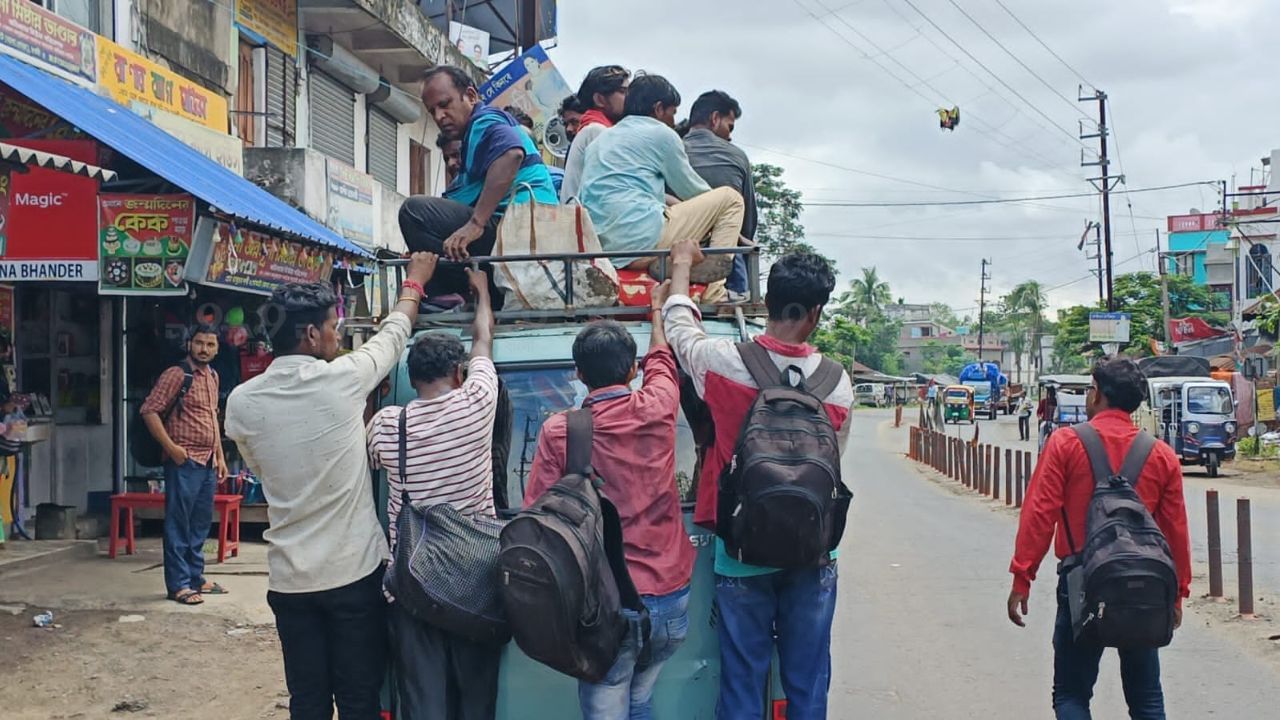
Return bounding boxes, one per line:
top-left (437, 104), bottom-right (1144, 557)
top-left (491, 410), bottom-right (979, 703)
top-left (1079, 220), bottom-right (1104, 305)
top-left (977, 258), bottom-right (991, 361)
top-left (1080, 88), bottom-right (1120, 311)
top-left (1156, 229), bottom-right (1171, 349)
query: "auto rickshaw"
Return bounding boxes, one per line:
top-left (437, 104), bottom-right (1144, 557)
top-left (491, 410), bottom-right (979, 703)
top-left (943, 384), bottom-right (975, 424)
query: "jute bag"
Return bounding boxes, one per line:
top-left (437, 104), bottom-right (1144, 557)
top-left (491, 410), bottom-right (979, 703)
top-left (493, 187), bottom-right (620, 310)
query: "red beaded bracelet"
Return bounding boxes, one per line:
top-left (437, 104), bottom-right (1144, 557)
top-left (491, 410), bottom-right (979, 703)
top-left (401, 279), bottom-right (425, 297)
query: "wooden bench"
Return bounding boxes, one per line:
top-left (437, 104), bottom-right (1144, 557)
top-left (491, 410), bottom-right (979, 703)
top-left (108, 492), bottom-right (242, 563)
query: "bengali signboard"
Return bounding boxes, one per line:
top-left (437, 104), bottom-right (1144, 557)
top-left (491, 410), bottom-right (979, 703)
top-left (0, 0), bottom-right (96, 83)
top-left (477, 45), bottom-right (571, 155)
top-left (235, 0), bottom-right (298, 57)
top-left (200, 221), bottom-right (334, 295)
top-left (98, 194), bottom-right (195, 295)
top-left (325, 158), bottom-right (374, 247)
top-left (97, 37), bottom-right (228, 133)
top-left (1088, 311), bottom-right (1131, 344)
top-left (0, 86), bottom-right (85, 140)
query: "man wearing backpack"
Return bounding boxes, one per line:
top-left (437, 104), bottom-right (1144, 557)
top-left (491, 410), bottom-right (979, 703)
top-left (140, 324), bottom-right (228, 606)
top-left (1007, 357), bottom-right (1191, 719)
top-left (660, 241), bottom-right (854, 720)
top-left (523, 310), bottom-right (694, 720)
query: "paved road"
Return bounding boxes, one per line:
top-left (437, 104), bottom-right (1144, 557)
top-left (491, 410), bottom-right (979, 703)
top-left (828, 411), bottom-right (1279, 719)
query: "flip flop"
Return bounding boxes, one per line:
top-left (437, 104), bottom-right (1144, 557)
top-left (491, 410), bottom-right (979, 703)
top-left (199, 582), bottom-right (228, 595)
top-left (169, 589), bottom-right (203, 606)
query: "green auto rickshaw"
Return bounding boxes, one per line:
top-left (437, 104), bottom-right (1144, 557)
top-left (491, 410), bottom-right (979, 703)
top-left (943, 384), bottom-right (975, 424)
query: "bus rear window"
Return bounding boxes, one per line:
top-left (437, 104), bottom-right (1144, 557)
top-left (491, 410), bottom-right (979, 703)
top-left (497, 367), bottom-right (698, 508)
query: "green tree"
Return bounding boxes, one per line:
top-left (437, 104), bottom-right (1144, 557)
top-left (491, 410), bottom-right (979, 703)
top-left (813, 307), bottom-right (903, 374)
top-left (921, 340), bottom-right (975, 376)
top-left (1006, 280), bottom-right (1048, 372)
top-left (928, 302), bottom-right (960, 329)
top-left (836, 267), bottom-right (893, 323)
top-left (753, 163), bottom-right (813, 261)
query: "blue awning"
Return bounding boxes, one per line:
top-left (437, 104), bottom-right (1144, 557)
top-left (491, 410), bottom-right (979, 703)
top-left (0, 54), bottom-right (372, 259)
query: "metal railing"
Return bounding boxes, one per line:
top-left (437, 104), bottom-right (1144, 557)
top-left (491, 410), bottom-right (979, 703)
top-left (348, 246), bottom-right (764, 328)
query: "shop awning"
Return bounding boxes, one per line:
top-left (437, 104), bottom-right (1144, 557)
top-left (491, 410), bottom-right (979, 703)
top-left (0, 54), bottom-right (372, 259)
top-left (0, 141), bottom-right (116, 181)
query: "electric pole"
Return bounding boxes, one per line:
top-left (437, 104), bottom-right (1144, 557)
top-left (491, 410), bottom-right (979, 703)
top-left (1156, 229), bottom-right (1171, 349)
top-left (1080, 88), bottom-right (1120, 311)
top-left (1079, 220), bottom-right (1104, 305)
top-left (977, 258), bottom-right (991, 362)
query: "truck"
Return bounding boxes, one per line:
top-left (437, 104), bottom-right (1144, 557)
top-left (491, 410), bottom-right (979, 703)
top-left (958, 361), bottom-right (1007, 420)
top-left (350, 247), bottom-right (791, 718)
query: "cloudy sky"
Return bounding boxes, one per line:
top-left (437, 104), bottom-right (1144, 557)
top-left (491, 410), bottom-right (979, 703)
top-left (544, 0), bottom-right (1274, 315)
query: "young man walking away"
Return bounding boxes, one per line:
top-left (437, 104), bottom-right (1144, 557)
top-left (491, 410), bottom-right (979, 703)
top-left (367, 268), bottom-right (502, 720)
top-left (524, 304), bottom-right (695, 720)
top-left (225, 253), bottom-right (437, 719)
top-left (661, 241), bottom-right (854, 720)
top-left (1007, 357), bottom-right (1191, 719)
top-left (140, 324), bottom-right (228, 606)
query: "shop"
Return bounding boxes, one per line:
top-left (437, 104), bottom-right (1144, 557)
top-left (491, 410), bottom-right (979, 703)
top-left (0, 53), bottom-right (372, 536)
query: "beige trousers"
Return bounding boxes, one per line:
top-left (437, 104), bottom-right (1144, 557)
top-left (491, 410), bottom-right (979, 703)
top-left (629, 187), bottom-right (745, 292)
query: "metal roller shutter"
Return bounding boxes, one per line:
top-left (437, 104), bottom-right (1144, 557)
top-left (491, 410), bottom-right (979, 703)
top-left (264, 46), bottom-right (297, 148)
top-left (367, 107), bottom-right (398, 188)
top-left (308, 70), bottom-right (355, 165)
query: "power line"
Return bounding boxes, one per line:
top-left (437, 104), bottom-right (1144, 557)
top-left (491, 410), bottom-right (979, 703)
top-left (801, 181), bottom-right (1218, 208)
top-left (791, 0), bottom-right (1070, 174)
top-left (992, 0), bottom-right (1092, 87)
top-left (899, 0), bottom-right (1084, 146)
top-left (806, 228), bottom-right (1160, 243)
top-left (1043, 248), bottom-right (1155, 294)
top-left (942, 0), bottom-right (1089, 120)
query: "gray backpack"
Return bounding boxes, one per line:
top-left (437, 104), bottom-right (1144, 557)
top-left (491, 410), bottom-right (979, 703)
top-left (1063, 423), bottom-right (1178, 649)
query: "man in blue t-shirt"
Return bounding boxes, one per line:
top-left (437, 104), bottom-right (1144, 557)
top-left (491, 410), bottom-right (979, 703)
top-left (400, 66), bottom-right (558, 299)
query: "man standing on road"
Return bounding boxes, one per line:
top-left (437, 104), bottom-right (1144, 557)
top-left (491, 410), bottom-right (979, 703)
top-left (683, 90), bottom-right (757, 302)
top-left (367, 268), bottom-right (503, 719)
top-left (225, 253), bottom-right (437, 719)
top-left (525, 310), bottom-right (695, 719)
top-left (1007, 357), bottom-right (1191, 719)
top-left (140, 324), bottom-right (228, 606)
top-left (661, 240), bottom-right (853, 720)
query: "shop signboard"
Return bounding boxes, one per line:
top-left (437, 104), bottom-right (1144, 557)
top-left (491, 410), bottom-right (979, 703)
top-left (235, 0), bottom-right (297, 57)
top-left (0, 139), bottom-right (99, 282)
top-left (1088, 311), bottom-right (1131, 344)
top-left (188, 218), bottom-right (334, 295)
top-left (0, 86), bottom-right (85, 140)
top-left (0, 283), bottom-right (12, 337)
top-left (98, 194), bottom-right (195, 295)
top-left (127, 103), bottom-right (244, 176)
top-left (0, 0), bottom-right (96, 84)
top-left (97, 37), bottom-right (228, 133)
top-left (325, 158), bottom-right (374, 247)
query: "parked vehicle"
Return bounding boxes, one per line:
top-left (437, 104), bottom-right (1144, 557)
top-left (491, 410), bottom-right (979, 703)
top-left (943, 384), bottom-right (975, 424)
top-left (1134, 356), bottom-right (1236, 477)
top-left (1037, 374), bottom-right (1092, 449)
top-left (854, 382), bottom-right (887, 407)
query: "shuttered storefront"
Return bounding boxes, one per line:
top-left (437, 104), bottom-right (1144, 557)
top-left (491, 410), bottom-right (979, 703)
top-left (265, 46), bottom-right (297, 148)
top-left (308, 70), bottom-right (355, 166)
top-left (366, 107), bottom-right (398, 189)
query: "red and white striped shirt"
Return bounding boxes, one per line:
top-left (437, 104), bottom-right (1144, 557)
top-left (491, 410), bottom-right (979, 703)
top-left (367, 356), bottom-right (499, 549)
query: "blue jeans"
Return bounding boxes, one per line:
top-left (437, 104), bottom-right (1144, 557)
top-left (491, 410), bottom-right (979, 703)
top-left (727, 255), bottom-right (748, 294)
top-left (163, 458), bottom-right (215, 595)
top-left (579, 585), bottom-right (691, 720)
top-left (715, 564), bottom-right (838, 720)
top-left (1053, 572), bottom-right (1165, 719)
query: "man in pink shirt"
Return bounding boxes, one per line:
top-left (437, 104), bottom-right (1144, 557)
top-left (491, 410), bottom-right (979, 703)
top-left (524, 300), bottom-right (694, 720)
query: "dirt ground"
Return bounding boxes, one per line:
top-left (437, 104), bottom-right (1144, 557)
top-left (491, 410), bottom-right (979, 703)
top-left (0, 609), bottom-right (286, 720)
top-left (0, 537), bottom-right (287, 720)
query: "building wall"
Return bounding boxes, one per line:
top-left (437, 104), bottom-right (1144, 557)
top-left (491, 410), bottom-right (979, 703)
top-left (134, 0), bottom-right (234, 93)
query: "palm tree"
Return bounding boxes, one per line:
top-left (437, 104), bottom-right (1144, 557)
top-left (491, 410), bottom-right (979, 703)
top-left (1006, 280), bottom-right (1048, 372)
top-left (838, 267), bottom-right (892, 322)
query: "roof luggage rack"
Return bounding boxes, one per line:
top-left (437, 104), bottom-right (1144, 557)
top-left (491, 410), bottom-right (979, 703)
top-left (344, 246), bottom-right (766, 331)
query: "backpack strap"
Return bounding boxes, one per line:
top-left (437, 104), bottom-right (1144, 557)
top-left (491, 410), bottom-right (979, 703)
top-left (398, 404), bottom-right (410, 507)
top-left (1071, 422), bottom-right (1113, 486)
top-left (598, 491), bottom-right (651, 661)
top-left (1118, 432), bottom-right (1157, 488)
top-left (566, 408), bottom-right (594, 478)
top-left (163, 361), bottom-right (197, 421)
top-left (805, 358), bottom-right (844, 400)
top-left (736, 341), bottom-right (782, 389)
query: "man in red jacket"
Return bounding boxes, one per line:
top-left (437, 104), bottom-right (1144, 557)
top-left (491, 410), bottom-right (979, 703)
top-left (1007, 357), bottom-right (1191, 719)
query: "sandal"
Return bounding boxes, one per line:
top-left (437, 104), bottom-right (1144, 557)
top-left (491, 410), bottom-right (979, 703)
top-left (199, 582), bottom-right (228, 595)
top-left (169, 589), bottom-right (204, 605)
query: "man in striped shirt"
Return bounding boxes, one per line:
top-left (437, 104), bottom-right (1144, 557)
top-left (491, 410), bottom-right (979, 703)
top-left (367, 267), bottom-right (500, 719)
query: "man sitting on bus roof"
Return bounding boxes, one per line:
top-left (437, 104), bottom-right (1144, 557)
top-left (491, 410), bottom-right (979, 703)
top-left (578, 73), bottom-right (744, 296)
top-left (560, 65), bottom-right (629, 202)
top-left (400, 66), bottom-right (558, 301)
top-left (683, 90), bottom-right (757, 303)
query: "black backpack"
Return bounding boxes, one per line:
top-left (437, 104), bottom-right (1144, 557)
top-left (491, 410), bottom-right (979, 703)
top-left (1064, 423), bottom-right (1178, 649)
top-left (717, 342), bottom-right (852, 569)
top-left (497, 409), bottom-right (649, 682)
top-left (130, 361), bottom-right (195, 467)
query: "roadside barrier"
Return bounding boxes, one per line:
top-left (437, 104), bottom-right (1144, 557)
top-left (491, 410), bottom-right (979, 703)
top-left (1206, 489), bottom-right (1224, 600)
top-left (908, 427), bottom-right (1033, 507)
top-left (1238, 497), bottom-right (1254, 618)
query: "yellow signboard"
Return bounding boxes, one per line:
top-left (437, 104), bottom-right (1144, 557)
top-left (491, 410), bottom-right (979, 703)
top-left (1258, 389), bottom-right (1276, 423)
top-left (96, 38), bottom-right (228, 133)
top-left (236, 0), bottom-right (298, 58)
